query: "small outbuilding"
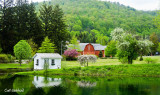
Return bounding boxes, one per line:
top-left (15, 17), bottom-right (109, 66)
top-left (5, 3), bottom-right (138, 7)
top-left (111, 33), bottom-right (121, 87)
top-left (33, 53), bottom-right (62, 70)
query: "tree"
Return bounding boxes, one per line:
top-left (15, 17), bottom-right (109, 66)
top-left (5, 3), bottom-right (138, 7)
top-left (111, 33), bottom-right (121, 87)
top-left (14, 40), bottom-right (31, 66)
top-left (27, 38), bottom-right (38, 56)
top-left (99, 51), bottom-right (103, 58)
top-left (111, 28), bottom-right (139, 64)
top-left (0, 0), bottom-right (16, 54)
top-left (49, 4), bottom-right (70, 53)
top-left (68, 36), bottom-right (81, 51)
top-left (149, 32), bottom-right (159, 55)
top-left (63, 49), bottom-right (79, 60)
top-left (37, 36), bottom-right (56, 53)
top-left (105, 40), bottom-right (117, 58)
top-left (77, 55), bottom-right (97, 67)
top-left (157, 43), bottom-right (160, 53)
top-left (137, 40), bottom-right (153, 61)
top-left (40, 4), bottom-right (70, 53)
top-left (39, 3), bottom-right (53, 35)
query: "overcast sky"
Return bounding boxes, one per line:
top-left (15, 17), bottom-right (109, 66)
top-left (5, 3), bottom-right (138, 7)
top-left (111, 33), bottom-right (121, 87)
top-left (30, 0), bottom-right (160, 11)
top-left (101, 0), bottom-right (160, 11)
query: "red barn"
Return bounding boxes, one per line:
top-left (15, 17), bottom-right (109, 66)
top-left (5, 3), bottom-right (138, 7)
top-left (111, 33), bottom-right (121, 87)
top-left (78, 43), bottom-right (106, 57)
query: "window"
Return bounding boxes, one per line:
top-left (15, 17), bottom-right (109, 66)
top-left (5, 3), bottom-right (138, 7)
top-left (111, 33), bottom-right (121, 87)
top-left (36, 59), bottom-right (39, 66)
top-left (51, 59), bottom-right (55, 66)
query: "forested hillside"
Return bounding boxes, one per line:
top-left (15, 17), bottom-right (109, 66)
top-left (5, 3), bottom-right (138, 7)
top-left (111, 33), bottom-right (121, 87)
top-left (35, 0), bottom-right (158, 45)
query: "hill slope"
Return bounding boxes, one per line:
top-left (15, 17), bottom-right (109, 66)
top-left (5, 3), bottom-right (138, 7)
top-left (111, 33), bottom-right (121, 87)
top-left (34, 0), bottom-right (158, 43)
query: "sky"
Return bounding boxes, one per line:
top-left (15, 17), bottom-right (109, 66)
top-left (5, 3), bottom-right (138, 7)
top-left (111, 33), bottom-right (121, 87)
top-left (30, 0), bottom-right (160, 11)
top-left (101, 0), bottom-right (160, 11)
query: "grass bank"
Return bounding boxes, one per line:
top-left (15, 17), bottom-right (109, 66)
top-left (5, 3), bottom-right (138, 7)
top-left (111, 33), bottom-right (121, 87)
top-left (15, 63), bottom-right (160, 77)
top-left (0, 62), bottom-right (33, 69)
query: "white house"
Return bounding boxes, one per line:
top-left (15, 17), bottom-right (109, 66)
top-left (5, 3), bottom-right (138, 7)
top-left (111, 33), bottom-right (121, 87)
top-left (32, 76), bottom-right (61, 88)
top-left (33, 53), bottom-right (62, 70)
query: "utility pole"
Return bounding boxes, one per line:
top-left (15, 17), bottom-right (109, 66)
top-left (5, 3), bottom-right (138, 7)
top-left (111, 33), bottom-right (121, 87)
top-left (61, 41), bottom-right (63, 55)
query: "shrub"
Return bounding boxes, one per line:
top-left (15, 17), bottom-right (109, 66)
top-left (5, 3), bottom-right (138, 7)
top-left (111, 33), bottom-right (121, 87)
top-left (0, 54), bottom-right (9, 63)
top-left (145, 57), bottom-right (158, 64)
top-left (7, 54), bottom-right (16, 63)
top-left (64, 49), bottom-right (79, 61)
top-left (77, 55), bottom-right (97, 67)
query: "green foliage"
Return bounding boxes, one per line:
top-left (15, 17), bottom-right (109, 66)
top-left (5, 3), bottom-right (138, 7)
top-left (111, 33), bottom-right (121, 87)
top-left (137, 40), bottom-right (153, 61)
top-left (37, 36), bottom-right (56, 53)
top-left (105, 40), bottom-right (117, 57)
top-left (27, 38), bottom-right (38, 56)
top-left (0, 54), bottom-right (9, 63)
top-left (144, 57), bottom-right (158, 64)
top-left (111, 28), bottom-right (139, 64)
top-left (99, 51), bottom-right (103, 58)
top-left (68, 36), bottom-right (81, 51)
top-left (13, 76), bottom-right (32, 95)
top-left (149, 32), bottom-right (159, 55)
top-left (40, 4), bottom-right (70, 53)
top-left (157, 43), bottom-right (160, 53)
top-left (14, 40), bottom-right (32, 66)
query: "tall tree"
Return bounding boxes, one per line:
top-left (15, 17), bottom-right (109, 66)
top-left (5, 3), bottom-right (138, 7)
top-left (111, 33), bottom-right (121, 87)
top-left (149, 32), bottom-right (159, 55)
top-left (40, 4), bottom-right (70, 53)
top-left (0, 0), bottom-right (15, 53)
top-left (39, 3), bottom-right (52, 35)
top-left (49, 4), bottom-right (70, 53)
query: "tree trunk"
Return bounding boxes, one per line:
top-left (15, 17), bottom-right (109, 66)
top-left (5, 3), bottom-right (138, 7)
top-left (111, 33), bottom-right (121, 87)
top-left (19, 59), bottom-right (22, 66)
top-left (128, 57), bottom-right (132, 64)
top-left (87, 62), bottom-right (88, 67)
top-left (139, 54), bottom-right (143, 61)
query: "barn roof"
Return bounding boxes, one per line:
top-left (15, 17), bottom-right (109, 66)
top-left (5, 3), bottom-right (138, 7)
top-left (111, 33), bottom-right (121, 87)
top-left (33, 53), bottom-right (62, 59)
top-left (79, 43), bottom-right (106, 51)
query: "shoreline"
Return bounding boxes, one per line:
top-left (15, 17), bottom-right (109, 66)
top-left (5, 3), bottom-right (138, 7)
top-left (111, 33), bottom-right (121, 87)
top-left (14, 63), bottom-right (160, 77)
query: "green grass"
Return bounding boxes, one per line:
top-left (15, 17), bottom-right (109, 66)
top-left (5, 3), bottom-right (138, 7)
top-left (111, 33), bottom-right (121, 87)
top-left (0, 62), bottom-right (33, 69)
top-left (4, 56), bottom-right (160, 77)
top-left (15, 64), bottom-right (160, 77)
top-left (62, 56), bottom-right (160, 68)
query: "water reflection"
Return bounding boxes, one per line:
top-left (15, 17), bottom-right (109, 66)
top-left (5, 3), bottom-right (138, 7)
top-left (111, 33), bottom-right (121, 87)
top-left (0, 75), bottom-right (160, 95)
top-left (32, 76), bottom-right (61, 88)
top-left (77, 81), bottom-right (96, 88)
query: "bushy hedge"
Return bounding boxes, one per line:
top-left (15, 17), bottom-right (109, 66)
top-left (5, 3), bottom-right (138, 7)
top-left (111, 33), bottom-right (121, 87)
top-left (0, 54), bottom-right (16, 63)
top-left (63, 49), bottom-right (79, 61)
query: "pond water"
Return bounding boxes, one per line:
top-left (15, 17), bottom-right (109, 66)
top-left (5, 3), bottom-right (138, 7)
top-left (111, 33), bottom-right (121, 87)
top-left (0, 75), bottom-right (160, 95)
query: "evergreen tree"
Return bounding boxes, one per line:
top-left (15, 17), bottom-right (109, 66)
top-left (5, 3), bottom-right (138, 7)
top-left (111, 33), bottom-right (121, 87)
top-left (49, 4), bottom-right (70, 53)
top-left (37, 36), bottom-right (56, 53)
top-left (40, 4), bottom-right (70, 53)
top-left (39, 3), bottom-right (53, 35)
top-left (0, 0), bottom-right (15, 54)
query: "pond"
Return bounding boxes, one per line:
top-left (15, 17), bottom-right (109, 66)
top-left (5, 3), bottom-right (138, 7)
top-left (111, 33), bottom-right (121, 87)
top-left (0, 75), bottom-right (160, 95)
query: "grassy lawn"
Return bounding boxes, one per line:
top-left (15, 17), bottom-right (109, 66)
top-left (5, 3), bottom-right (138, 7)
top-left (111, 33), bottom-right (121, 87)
top-left (15, 56), bottom-right (160, 76)
top-left (0, 63), bottom-right (32, 69)
top-left (0, 56), bottom-right (160, 70)
top-left (62, 56), bottom-right (160, 68)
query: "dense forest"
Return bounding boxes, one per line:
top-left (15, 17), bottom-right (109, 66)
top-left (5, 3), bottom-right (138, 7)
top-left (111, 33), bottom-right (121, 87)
top-left (35, 0), bottom-right (158, 45)
top-left (0, 0), bottom-right (159, 55)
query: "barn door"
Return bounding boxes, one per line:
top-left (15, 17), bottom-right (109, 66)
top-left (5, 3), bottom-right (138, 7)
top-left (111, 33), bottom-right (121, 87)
top-left (44, 59), bottom-right (49, 70)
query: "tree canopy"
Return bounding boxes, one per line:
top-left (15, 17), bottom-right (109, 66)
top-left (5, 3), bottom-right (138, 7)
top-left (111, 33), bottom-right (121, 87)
top-left (14, 40), bottom-right (31, 65)
top-left (37, 36), bottom-right (56, 53)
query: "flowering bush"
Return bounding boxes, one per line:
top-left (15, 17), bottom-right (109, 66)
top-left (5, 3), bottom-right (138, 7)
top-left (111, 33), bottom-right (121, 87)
top-left (63, 49), bottom-right (79, 60)
top-left (78, 55), bottom-right (97, 67)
